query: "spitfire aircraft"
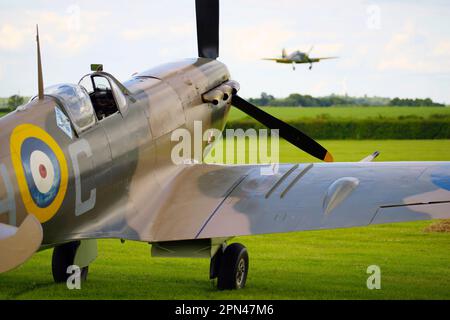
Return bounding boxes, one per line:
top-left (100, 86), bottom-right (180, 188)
top-left (0, 0), bottom-right (449, 291)
top-left (263, 47), bottom-right (338, 70)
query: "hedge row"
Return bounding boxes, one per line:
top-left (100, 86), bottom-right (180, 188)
top-left (225, 119), bottom-right (450, 139)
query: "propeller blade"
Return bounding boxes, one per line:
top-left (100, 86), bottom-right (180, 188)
top-left (231, 95), bottom-right (334, 162)
top-left (195, 0), bottom-right (219, 59)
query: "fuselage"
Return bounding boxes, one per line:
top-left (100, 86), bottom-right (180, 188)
top-left (0, 58), bottom-right (231, 246)
top-left (287, 51), bottom-right (308, 62)
top-left (273, 51), bottom-right (323, 64)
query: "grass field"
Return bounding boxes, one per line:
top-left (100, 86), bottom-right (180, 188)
top-left (1, 139), bottom-right (449, 300)
top-left (206, 139), bottom-right (450, 163)
top-left (227, 106), bottom-right (450, 122)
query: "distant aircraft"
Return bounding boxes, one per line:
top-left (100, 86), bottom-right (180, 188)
top-left (0, 0), bottom-right (449, 291)
top-left (263, 47), bottom-right (338, 70)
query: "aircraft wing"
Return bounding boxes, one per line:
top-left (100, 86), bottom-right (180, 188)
top-left (140, 162), bottom-right (450, 242)
top-left (263, 57), bottom-right (338, 64)
top-left (262, 58), bottom-right (292, 63)
top-left (310, 56), bottom-right (339, 62)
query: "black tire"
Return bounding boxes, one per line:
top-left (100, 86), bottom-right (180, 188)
top-left (52, 241), bottom-right (88, 283)
top-left (217, 243), bottom-right (249, 290)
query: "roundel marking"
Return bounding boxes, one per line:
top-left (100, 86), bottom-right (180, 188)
top-left (431, 173), bottom-right (450, 191)
top-left (30, 149), bottom-right (57, 194)
top-left (10, 124), bottom-right (68, 223)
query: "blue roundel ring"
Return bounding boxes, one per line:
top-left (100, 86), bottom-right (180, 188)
top-left (10, 124), bottom-right (69, 223)
top-left (431, 173), bottom-right (450, 191)
top-left (21, 137), bottom-right (62, 208)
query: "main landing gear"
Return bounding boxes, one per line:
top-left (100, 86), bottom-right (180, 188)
top-left (52, 240), bottom-right (97, 283)
top-left (210, 243), bottom-right (249, 290)
top-left (52, 241), bottom-right (88, 282)
top-left (51, 239), bottom-right (248, 290)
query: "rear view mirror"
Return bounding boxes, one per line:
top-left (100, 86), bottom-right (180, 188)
top-left (90, 64), bottom-right (103, 72)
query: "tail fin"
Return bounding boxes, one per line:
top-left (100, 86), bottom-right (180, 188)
top-left (282, 48), bottom-right (287, 58)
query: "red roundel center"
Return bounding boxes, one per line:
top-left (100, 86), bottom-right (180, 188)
top-left (39, 164), bottom-right (47, 179)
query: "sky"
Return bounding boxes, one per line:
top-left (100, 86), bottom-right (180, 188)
top-left (1, 0), bottom-right (450, 103)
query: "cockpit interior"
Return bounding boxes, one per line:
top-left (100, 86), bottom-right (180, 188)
top-left (79, 74), bottom-right (120, 120)
top-left (43, 73), bottom-right (128, 134)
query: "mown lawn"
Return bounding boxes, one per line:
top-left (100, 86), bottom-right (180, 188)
top-left (1, 220), bottom-right (449, 300)
top-left (1, 139), bottom-right (449, 300)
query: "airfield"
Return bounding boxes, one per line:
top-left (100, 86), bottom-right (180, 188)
top-left (1, 106), bottom-right (449, 300)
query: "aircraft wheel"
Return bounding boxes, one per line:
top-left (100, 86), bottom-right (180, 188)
top-left (217, 243), bottom-right (249, 290)
top-left (52, 241), bottom-right (88, 283)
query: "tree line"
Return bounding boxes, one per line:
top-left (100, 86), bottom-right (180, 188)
top-left (248, 92), bottom-right (446, 107)
top-left (0, 95), bottom-right (27, 111)
top-left (0, 93), bottom-right (446, 111)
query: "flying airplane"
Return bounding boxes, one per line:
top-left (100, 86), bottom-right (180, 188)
top-left (263, 47), bottom-right (338, 70)
top-left (0, 0), bottom-right (449, 291)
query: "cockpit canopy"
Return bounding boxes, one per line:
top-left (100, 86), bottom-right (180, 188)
top-left (45, 84), bottom-right (96, 133)
top-left (78, 72), bottom-right (128, 120)
top-left (41, 72), bottom-right (129, 135)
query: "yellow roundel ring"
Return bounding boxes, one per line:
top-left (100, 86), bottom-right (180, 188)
top-left (10, 124), bottom-right (69, 223)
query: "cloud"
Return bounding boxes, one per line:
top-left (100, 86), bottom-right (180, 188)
top-left (168, 23), bottom-right (195, 37)
top-left (384, 21), bottom-right (418, 51)
top-left (434, 40), bottom-right (450, 56)
top-left (59, 34), bottom-right (90, 53)
top-left (377, 21), bottom-right (450, 73)
top-left (120, 22), bottom-right (194, 42)
top-left (0, 8), bottom-right (111, 55)
top-left (309, 80), bottom-right (330, 96)
top-left (292, 43), bottom-right (343, 56)
top-left (378, 57), bottom-right (420, 72)
top-left (25, 10), bottom-right (97, 55)
top-left (120, 28), bottom-right (160, 41)
top-left (0, 24), bottom-right (28, 50)
top-left (222, 20), bottom-right (297, 61)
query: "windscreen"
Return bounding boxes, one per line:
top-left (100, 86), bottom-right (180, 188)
top-left (45, 84), bottom-right (96, 132)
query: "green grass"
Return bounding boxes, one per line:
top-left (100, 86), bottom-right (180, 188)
top-left (228, 106), bottom-right (450, 122)
top-left (205, 139), bottom-right (450, 163)
top-left (1, 221), bottom-right (449, 299)
top-left (1, 139), bottom-right (449, 299)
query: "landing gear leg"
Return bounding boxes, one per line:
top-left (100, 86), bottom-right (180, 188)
top-left (210, 244), bottom-right (224, 281)
top-left (213, 243), bottom-right (249, 290)
top-left (309, 63), bottom-right (313, 70)
top-left (52, 240), bottom-right (97, 283)
top-left (292, 62), bottom-right (296, 71)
